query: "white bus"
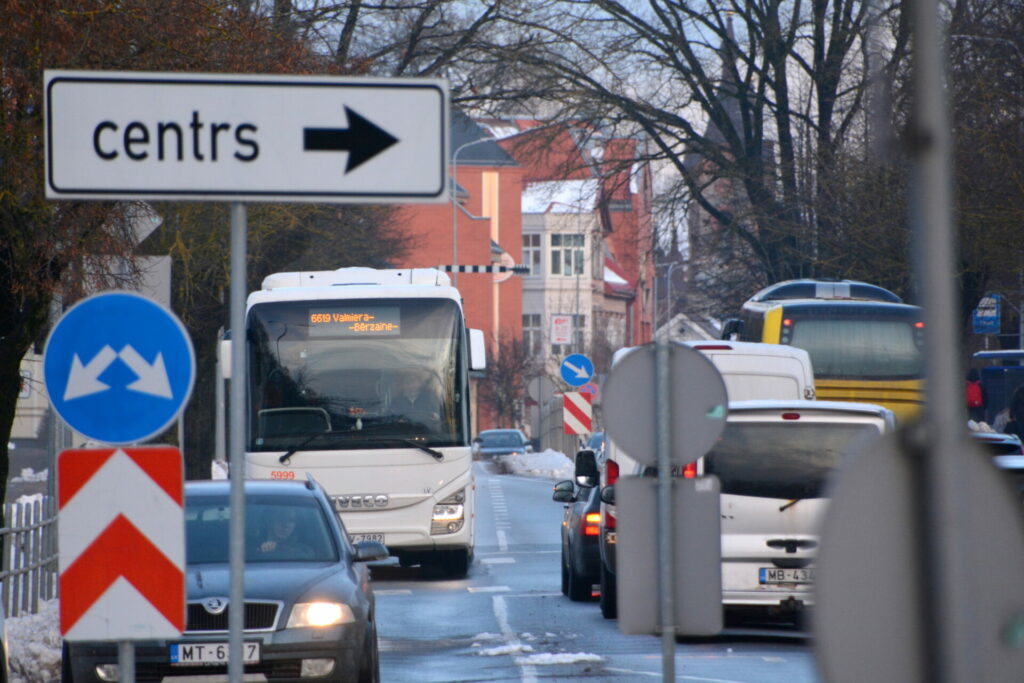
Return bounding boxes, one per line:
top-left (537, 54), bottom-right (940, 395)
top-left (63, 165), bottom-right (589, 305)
top-left (239, 267), bottom-right (484, 577)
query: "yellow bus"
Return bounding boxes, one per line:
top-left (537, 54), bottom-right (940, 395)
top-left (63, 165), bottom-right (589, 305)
top-left (722, 279), bottom-right (925, 420)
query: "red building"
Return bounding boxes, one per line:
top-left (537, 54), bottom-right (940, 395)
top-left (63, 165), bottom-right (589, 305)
top-left (392, 111), bottom-right (525, 433)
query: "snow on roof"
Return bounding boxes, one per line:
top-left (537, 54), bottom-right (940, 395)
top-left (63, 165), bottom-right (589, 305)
top-left (521, 179), bottom-right (599, 214)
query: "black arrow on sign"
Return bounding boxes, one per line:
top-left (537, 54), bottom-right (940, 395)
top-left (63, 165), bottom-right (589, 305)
top-left (303, 106), bottom-right (399, 173)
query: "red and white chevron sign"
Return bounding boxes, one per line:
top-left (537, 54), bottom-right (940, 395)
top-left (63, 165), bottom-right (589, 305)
top-left (563, 391), bottom-right (593, 435)
top-left (58, 447), bottom-right (185, 640)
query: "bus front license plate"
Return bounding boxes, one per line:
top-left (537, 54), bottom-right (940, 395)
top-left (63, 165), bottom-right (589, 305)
top-left (759, 567), bottom-right (815, 584)
top-left (170, 642), bottom-right (261, 665)
top-left (351, 533), bottom-right (385, 544)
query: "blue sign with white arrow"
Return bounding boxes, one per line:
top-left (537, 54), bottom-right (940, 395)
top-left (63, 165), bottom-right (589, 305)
top-left (43, 292), bottom-right (195, 445)
top-left (560, 353), bottom-right (594, 387)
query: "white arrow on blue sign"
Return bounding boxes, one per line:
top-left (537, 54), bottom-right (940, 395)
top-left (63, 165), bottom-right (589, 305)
top-left (560, 353), bottom-right (594, 387)
top-left (43, 292), bottom-right (195, 445)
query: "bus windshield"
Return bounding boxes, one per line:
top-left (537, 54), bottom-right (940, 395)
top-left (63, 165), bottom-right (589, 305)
top-left (787, 316), bottom-right (923, 380)
top-left (247, 298), bottom-right (466, 451)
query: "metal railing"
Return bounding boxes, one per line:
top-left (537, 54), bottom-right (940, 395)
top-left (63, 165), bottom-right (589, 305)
top-left (1, 496), bottom-right (59, 617)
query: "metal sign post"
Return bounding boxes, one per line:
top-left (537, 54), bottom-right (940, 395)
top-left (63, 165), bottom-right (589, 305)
top-left (44, 70), bottom-right (451, 683)
top-left (603, 343), bottom-right (727, 680)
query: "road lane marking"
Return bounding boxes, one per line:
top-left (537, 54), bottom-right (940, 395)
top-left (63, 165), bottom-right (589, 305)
top-left (373, 589), bottom-right (413, 595)
top-left (493, 595), bottom-right (538, 683)
top-left (468, 585), bottom-right (510, 593)
top-left (497, 529), bottom-right (508, 552)
top-left (480, 557), bottom-right (516, 564)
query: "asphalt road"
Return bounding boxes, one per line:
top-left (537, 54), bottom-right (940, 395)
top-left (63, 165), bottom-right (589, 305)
top-left (371, 461), bottom-right (820, 682)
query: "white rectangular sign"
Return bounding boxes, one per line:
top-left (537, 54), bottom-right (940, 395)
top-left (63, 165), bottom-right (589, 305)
top-left (550, 314), bottom-right (573, 345)
top-left (44, 70), bottom-right (448, 203)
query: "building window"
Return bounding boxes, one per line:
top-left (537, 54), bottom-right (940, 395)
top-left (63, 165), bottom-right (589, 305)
top-left (522, 234), bottom-right (542, 275)
top-left (551, 314), bottom-right (586, 356)
top-left (523, 314), bottom-right (542, 356)
top-left (550, 233), bottom-right (584, 276)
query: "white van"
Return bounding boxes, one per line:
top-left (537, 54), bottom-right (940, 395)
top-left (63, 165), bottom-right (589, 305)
top-left (705, 400), bottom-right (894, 617)
top-left (680, 340), bottom-right (815, 401)
top-left (596, 341), bottom-right (816, 618)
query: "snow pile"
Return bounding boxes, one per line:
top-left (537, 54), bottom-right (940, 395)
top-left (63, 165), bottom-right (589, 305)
top-left (497, 449), bottom-right (574, 479)
top-left (7, 599), bottom-right (62, 683)
top-left (10, 468), bottom-right (47, 483)
top-left (516, 652), bottom-right (604, 665)
top-left (477, 642), bottom-right (535, 656)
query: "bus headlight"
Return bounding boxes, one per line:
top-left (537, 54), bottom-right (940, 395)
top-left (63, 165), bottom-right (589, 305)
top-left (431, 489), bottom-right (466, 535)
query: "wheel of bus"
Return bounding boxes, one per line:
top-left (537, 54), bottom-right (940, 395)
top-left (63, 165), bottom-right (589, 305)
top-left (429, 548), bottom-right (469, 579)
top-left (599, 561), bottom-right (617, 619)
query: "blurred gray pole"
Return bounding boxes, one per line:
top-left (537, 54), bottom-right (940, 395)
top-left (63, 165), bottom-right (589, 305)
top-left (215, 327), bottom-right (226, 467)
top-left (228, 203), bottom-right (247, 683)
top-left (908, 1), bottom-right (971, 681)
top-left (651, 264), bottom-right (677, 678)
top-left (655, 337), bottom-right (675, 679)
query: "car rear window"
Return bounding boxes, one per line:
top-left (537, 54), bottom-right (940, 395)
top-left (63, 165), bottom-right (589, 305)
top-left (704, 421), bottom-right (882, 500)
top-left (185, 496), bottom-right (339, 564)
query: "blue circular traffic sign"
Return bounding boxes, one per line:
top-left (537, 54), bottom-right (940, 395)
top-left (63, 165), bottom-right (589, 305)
top-left (560, 353), bottom-right (594, 387)
top-left (43, 292), bottom-right (195, 445)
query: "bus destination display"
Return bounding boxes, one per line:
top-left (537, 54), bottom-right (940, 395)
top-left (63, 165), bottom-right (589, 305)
top-left (309, 306), bottom-right (400, 336)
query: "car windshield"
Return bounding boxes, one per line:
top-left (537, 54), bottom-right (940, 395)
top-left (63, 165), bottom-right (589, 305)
top-left (704, 420), bottom-right (882, 499)
top-left (480, 432), bottom-right (521, 447)
top-left (185, 495), bottom-right (339, 564)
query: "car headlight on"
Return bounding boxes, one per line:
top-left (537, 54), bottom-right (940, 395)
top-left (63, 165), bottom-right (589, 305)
top-left (286, 602), bottom-right (355, 628)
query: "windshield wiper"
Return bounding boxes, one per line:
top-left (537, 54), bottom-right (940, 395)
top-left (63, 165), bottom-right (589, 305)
top-left (779, 499), bottom-right (801, 512)
top-left (275, 431), bottom-right (444, 463)
top-left (392, 438), bottom-right (444, 461)
top-left (277, 431), bottom-right (344, 464)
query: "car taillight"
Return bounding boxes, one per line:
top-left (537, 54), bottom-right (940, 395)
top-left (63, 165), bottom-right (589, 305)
top-left (782, 412), bottom-right (801, 420)
top-left (583, 512), bottom-right (601, 536)
top-left (606, 459), bottom-right (619, 486)
top-left (604, 510), bottom-right (616, 530)
top-left (682, 462), bottom-right (697, 478)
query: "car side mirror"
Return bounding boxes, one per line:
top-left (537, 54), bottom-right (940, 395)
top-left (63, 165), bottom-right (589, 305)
top-left (574, 449), bottom-right (599, 488)
top-left (552, 480), bottom-right (576, 503)
top-left (600, 485), bottom-right (615, 505)
top-left (353, 541), bottom-right (389, 563)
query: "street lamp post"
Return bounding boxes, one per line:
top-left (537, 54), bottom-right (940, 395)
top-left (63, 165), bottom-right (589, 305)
top-left (449, 124), bottom-right (557, 286)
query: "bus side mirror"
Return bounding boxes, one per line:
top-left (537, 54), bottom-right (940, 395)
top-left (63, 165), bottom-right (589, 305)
top-left (574, 449), bottom-right (599, 488)
top-left (721, 318), bottom-right (744, 340)
top-left (219, 337), bottom-right (232, 379)
top-left (469, 329), bottom-right (486, 370)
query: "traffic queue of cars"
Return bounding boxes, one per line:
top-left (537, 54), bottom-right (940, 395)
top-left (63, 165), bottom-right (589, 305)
top-left (552, 341), bottom-right (1024, 627)
top-left (63, 479), bottom-right (388, 683)
top-left (552, 341), bottom-right (893, 623)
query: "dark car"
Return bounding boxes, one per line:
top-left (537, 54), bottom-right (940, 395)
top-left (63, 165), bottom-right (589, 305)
top-left (472, 429), bottom-right (532, 459)
top-left (63, 479), bottom-right (389, 683)
top-left (552, 481), bottom-right (601, 601)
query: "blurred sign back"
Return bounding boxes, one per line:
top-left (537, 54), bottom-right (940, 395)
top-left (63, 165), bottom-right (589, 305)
top-left (815, 433), bottom-right (1024, 681)
top-left (602, 343), bottom-right (727, 466)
